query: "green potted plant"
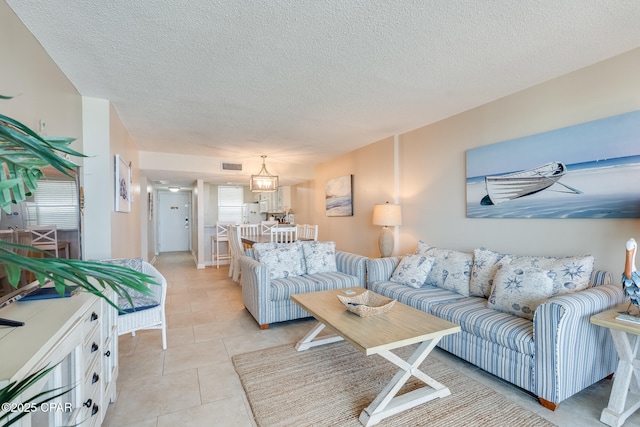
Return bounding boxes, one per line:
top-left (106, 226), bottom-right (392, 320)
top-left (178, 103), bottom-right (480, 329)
top-left (0, 95), bottom-right (155, 426)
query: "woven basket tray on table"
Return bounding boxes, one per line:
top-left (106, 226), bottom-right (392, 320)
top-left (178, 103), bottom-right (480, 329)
top-left (337, 290), bottom-right (396, 317)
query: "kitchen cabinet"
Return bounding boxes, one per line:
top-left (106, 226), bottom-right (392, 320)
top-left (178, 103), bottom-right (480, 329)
top-left (280, 186), bottom-right (291, 212)
top-left (253, 186), bottom-right (290, 214)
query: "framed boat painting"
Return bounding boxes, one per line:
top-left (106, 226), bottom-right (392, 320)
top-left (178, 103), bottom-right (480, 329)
top-left (466, 110), bottom-right (640, 218)
top-left (326, 175), bottom-right (353, 217)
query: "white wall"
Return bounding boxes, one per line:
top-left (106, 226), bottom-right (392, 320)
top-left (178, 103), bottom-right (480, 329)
top-left (302, 48), bottom-right (640, 273)
top-left (82, 97), bottom-right (112, 259)
top-left (397, 47), bottom-right (640, 273)
top-left (2, 4), bottom-right (146, 261)
top-left (0, 2), bottom-right (82, 154)
top-left (109, 104), bottom-right (142, 258)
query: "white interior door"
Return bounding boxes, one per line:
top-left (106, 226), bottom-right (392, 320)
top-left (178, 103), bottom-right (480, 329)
top-left (157, 192), bottom-right (191, 252)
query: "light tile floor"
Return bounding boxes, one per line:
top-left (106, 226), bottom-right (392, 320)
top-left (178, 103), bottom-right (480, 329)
top-left (103, 252), bottom-right (640, 427)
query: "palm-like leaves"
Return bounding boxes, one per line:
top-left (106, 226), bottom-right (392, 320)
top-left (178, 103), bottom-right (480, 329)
top-left (0, 242), bottom-right (153, 309)
top-left (0, 108), bottom-right (84, 213)
top-left (0, 94), bottom-right (156, 425)
top-left (0, 364), bottom-right (73, 426)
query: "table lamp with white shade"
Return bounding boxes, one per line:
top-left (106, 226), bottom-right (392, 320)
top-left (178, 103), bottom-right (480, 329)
top-left (372, 202), bottom-right (402, 257)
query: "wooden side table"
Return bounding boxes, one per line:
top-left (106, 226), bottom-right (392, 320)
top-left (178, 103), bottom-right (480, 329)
top-left (591, 304), bottom-right (640, 426)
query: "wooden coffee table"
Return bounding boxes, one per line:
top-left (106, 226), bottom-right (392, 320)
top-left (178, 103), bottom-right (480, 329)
top-left (291, 287), bottom-right (461, 426)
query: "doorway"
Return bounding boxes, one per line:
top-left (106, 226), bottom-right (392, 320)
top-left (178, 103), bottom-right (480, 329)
top-left (157, 191), bottom-right (191, 252)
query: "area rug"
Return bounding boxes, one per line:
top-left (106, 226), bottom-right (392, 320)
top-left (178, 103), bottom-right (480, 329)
top-left (232, 342), bottom-right (556, 426)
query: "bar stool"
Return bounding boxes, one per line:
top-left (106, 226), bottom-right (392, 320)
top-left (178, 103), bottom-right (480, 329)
top-left (212, 222), bottom-right (234, 268)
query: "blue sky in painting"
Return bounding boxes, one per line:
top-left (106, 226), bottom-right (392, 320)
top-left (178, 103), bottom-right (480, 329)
top-left (466, 110), bottom-right (640, 178)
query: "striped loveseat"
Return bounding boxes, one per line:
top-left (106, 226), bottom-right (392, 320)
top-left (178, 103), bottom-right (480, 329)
top-left (240, 241), bottom-right (367, 329)
top-left (367, 247), bottom-right (626, 411)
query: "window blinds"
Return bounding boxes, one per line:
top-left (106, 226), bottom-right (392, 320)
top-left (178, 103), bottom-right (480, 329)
top-left (25, 180), bottom-right (79, 230)
top-left (218, 186), bottom-right (243, 224)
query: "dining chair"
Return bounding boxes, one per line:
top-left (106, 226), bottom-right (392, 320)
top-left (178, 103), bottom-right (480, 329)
top-left (270, 226), bottom-right (297, 243)
top-left (228, 225), bottom-right (245, 283)
top-left (239, 224), bottom-right (259, 249)
top-left (303, 224), bottom-right (319, 241)
top-left (239, 223), bottom-right (259, 236)
top-left (261, 220), bottom-right (279, 235)
top-left (296, 224), bottom-right (305, 239)
top-left (27, 225), bottom-right (70, 258)
top-left (212, 221), bottom-right (234, 268)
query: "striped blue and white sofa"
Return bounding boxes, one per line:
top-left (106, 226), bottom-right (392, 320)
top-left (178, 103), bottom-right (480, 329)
top-left (367, 246), bottom-right (626, 411)
top-left (240, 241), bottom-right (367, 329)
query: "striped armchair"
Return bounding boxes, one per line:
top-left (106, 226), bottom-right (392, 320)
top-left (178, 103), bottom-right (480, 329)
top-left (240, 249), bottom-right (367, 329)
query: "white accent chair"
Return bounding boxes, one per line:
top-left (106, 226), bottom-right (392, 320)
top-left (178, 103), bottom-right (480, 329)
top-left (270, 226), bottom-right (297, 243)
top-left (100, 258), bottom-right (168, 350)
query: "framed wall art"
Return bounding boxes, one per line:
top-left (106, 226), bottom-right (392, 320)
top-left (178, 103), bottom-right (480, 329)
top-left (466, 110), bottom-right (640, 218)
top-left (326, 174), bottom-right (353, 217)
top-left (148, 192), bottom-right (153, 221)
top-left (115, 154), bottom-right (131, 213)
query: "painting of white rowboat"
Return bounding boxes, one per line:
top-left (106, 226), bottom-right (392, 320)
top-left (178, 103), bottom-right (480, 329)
top-left (482, 161), bottom-right (581, 205)
top-left (466, 109), bottom-right (640, 218)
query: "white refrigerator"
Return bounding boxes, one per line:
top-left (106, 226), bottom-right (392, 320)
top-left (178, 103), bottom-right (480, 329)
top-left (242, 203), bottom-right (263, 224)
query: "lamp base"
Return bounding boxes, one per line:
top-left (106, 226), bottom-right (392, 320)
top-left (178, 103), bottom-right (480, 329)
top-left (378, 227), bottom-right (394, 258)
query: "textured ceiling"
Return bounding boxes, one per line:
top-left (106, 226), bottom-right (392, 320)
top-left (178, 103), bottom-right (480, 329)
top-left (7, 0), bottom-right (640, 186)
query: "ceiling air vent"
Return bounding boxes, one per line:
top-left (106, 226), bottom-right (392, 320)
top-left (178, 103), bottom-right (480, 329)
top-left (221, 162), bottom-right (243, 172)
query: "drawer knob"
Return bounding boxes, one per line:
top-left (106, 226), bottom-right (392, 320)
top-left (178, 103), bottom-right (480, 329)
top-left (92, 373), bottom-right (100, 384)
top-left (104, 350), bottom-right (111, 357)
top-left (91, 404), bottom-right (99, 416)
top-left (83, 399), bottom-right (92, 408)
top-left (91, 342), bottom-right (99, 353)
top-left (90, 312), bottom-right (98, 321)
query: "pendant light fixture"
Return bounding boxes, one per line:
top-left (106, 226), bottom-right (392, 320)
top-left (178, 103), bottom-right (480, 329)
top-left (250, 155), bottom-right (279, 192)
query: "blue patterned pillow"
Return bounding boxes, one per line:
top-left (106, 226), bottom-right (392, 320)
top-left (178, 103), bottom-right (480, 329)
top-left (255, 243), bottom-right (306, 279)
top-left (252, 242), bottom-right (279, 261)
top-left (390, 255), bottom-right (435, 288)
top-left (301, 241), bottom-right (337, 274)
top-left (470, 248), bottom-right (512, 298)
top-left (415, 241), bottom-right (472, 297)
top-left (488, 264), bottom-right (554, 320)
top-left (505, 254), bottom-right (594, 295)
top-left (99, 258), bottom-right (148, 299)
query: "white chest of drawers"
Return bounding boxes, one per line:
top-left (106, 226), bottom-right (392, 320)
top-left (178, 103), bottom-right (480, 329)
top-left (0, 289), bottom-right (118, 426)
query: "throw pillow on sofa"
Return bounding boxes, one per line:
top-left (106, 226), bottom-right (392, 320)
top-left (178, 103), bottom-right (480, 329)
top-left (254, 242), bottom-right (306, 279)
top-left (470, 248), bottom-right (512, 298)
top-left (503, 254), bottom-right (594, 295)
top-left (415, 241), bottom-right (472, 297)
top-left (252, 242), bottom-right (279, 261)
top-left (488, 264), bottom-right (554, 320)
top-left (390, 254), bottom-right (436, 288)
top-left (301, 241), bottom-right (337, 274)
